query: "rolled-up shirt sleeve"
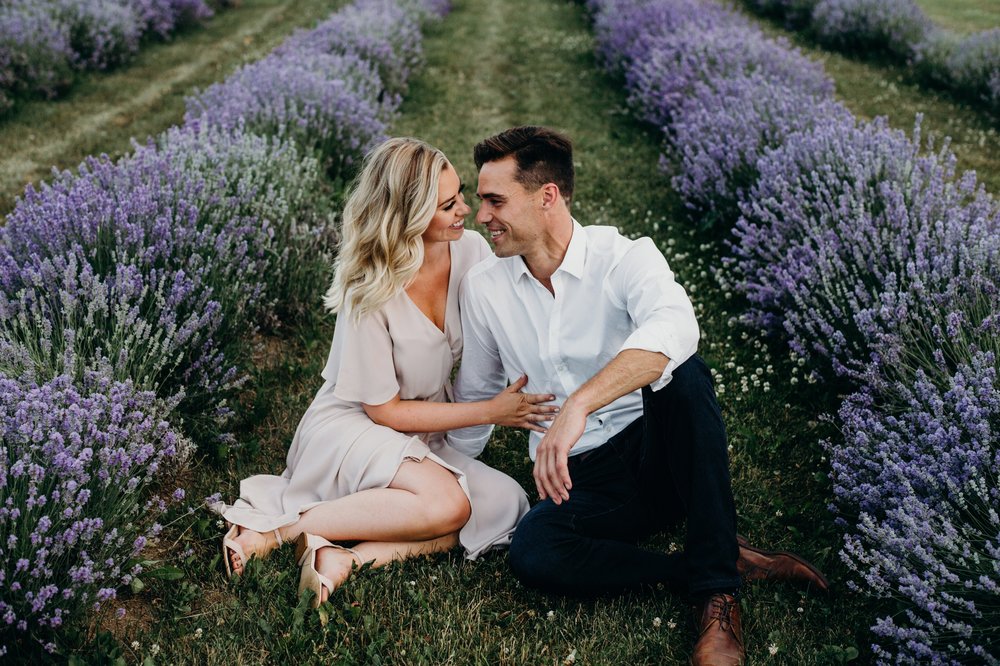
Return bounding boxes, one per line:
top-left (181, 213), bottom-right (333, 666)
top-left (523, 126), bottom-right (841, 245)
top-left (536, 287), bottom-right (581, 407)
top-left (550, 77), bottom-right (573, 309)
top-left (610, 237), bottom-right (699, 391)
top-left (446, 273), bottom-right (506, 457)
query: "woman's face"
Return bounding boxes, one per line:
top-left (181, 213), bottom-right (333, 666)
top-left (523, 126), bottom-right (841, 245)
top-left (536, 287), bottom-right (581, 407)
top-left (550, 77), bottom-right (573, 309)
top-left (421, 163), bottom-right (471, 245)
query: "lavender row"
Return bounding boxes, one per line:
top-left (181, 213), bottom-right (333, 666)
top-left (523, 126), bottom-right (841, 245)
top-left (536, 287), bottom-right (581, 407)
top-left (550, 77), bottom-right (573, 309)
top-left (743, 0), bottom-right (1000, 116)
top-left (0, 0), bottom-right (448, 655)
top-left (0, 0), bottom-right (234, 116)
top-left (585, 0), bottom-right (999, 661)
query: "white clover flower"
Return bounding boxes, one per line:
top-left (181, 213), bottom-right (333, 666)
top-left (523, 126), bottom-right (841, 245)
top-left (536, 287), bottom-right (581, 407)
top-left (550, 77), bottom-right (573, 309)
top-left (667, 619), bottom-right (677, 630)
top-left (194, 628), bottom-right (203, 640)
top-left (131, 641), bottom-right (140, 650)
top-left (769, 644), bottom-right (779, 656)
top-left (563, 648), bottom-right (577, 665)
top-left (150, 644), bottom-right (160, 656)
top-left (547, 610), bottom-right (556, 620)
top-left (797, 607), bottom-right (804, 613)
top-left (653, 616), bottom-right (662, 628)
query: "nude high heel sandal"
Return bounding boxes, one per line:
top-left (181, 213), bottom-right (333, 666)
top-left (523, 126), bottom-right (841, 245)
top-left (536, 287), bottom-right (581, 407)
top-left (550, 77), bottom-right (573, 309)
top-left (295, 532), bottom-right (363, 608)
top-left (222, 523), bottom-right (284, 578)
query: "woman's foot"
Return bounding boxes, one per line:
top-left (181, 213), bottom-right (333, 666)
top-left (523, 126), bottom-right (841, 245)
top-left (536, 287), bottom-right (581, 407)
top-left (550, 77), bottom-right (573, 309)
top-left (226, 527), bottom-right (282, 576)
top-left (312, 546), bottom-right (358, 604)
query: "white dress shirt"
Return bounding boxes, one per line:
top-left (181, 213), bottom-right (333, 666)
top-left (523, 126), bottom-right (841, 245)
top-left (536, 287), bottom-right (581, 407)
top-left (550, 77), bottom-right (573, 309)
top-left (447, 220), bottom-right (699, 460)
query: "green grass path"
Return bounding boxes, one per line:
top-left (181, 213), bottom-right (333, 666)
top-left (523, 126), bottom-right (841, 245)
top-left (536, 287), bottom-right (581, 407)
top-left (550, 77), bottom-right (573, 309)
top-left (916, 0), bottom-right (1000, 33)
top-left (114, 1), bottom-right (884, 663)
top-left (0, 0), bottom-right (346, 215)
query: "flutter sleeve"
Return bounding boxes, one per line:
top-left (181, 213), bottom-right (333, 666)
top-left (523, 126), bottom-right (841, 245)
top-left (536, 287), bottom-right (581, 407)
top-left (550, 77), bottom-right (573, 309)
top-left (330, 309), bottom-right (400, 405)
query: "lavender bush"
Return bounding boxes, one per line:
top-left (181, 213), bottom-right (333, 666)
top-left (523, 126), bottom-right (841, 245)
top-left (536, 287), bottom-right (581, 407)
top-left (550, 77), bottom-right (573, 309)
top-left (53, 0), bottom-right (144, 69)
top-left (587, 0), bottom-right (742, 76)
top-left (0, 127), bottom-right (302, 442)
top-left (585, 0), bottom-right (1000, 660)
top-left (727, 117), bottom-right (1000, 382)
top-left (275, 0), bottom-right (427, 97)
top-left (0, 0), bottom-right (217, 115)
top-left (185, 51), bottom-right (393, 179)
top-left (0, 3), bottom-right (76, 106)
top-left (668, 74), bottom-right (846, 228)
top-left (625, 23), bottom-right (832, 129)
top-left (930, 29), bottom-right (1000, 114)
top-left (830, 349), bottom-right (1000, 663)
top-left (810, 0), bottom-right (933, 60)
top-left (0, 366), bottom-right (191, 657)
top-left (128, 0), bottom-right (215, 39)
top-left (744, 0), bottom-right (817, 27)
top-left (0, 0), bottom-right (445, 655)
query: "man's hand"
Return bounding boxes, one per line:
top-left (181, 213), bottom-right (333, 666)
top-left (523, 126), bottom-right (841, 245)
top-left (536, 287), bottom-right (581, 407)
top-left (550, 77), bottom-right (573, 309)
top-left (533, 399), bottom-right (587, 504)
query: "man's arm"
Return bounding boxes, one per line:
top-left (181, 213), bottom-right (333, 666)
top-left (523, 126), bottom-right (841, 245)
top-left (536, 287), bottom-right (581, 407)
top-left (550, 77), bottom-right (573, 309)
top-left (534, 236), bottom-right (698, 503)
top-left (533, 349), bottom-right (667, 503)
top-left (446, 274), bottom-right (508, 457)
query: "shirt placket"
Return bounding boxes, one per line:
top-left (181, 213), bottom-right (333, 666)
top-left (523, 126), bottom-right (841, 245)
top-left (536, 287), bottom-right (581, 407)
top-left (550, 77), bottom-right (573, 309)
top-left (545, 273), bottom-right (573, 396)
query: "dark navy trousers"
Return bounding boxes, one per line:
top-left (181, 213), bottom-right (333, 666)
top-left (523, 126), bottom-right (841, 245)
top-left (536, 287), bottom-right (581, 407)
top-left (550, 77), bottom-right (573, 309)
top-left (508, 356), bottom-right (741, 598)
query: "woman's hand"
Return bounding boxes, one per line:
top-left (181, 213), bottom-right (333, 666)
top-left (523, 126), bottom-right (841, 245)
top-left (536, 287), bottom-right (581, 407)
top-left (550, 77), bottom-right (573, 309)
top-left (488, 375), bottom-right (559, 432)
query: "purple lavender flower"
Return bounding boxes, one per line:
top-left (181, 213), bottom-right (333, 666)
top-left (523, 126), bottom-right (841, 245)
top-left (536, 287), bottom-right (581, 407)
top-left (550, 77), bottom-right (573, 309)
top-left (185, 50), bottom-right (392, 177)
top-left (728, 115), bottom-right (1000, 382)
top-left (667, 73), bottom-right (847, 227)
top-left (0, 3), bottom-right (75, 101)
top-left (0, 369), bottom-right (188, 655)
top-left (275, 0), bottom-right (426, 96)
top-left (810, 0), bottom-right (934, 61)
top-left (625, 22), bottom-right (833, 129)
top-left (829, 351), bottom-right (999, 663)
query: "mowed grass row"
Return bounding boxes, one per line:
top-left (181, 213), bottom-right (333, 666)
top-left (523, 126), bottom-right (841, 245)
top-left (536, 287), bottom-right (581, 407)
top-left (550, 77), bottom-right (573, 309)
top-left (0, 0), bottom-right (347, 215)
top-left (113, 0), bottom-right (880, 663)
top-left (916, 0), bottom-right (1000, 34)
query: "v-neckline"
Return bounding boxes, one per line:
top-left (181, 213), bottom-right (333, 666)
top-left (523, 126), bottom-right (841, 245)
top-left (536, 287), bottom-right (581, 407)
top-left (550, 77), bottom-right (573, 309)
top-left (403, 241), bottom-right (454, 336)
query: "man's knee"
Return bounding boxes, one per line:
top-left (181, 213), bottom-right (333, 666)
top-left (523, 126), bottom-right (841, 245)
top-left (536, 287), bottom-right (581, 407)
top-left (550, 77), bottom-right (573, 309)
top-left (509, 507), bottom-right (573, 591)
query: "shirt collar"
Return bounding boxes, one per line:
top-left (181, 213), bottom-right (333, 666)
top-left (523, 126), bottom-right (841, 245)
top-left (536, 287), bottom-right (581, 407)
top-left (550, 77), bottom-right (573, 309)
top-left (512, 219), bottom-right (587, 283)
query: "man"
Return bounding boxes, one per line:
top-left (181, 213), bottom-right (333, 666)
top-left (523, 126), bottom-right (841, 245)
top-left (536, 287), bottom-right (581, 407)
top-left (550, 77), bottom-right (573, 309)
top-left (447, 126), bottom-right (828, 665)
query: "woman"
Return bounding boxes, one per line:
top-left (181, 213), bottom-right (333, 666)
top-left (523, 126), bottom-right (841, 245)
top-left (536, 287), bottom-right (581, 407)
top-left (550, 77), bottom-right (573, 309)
top-left (215, 138), bottom-right (554, 606)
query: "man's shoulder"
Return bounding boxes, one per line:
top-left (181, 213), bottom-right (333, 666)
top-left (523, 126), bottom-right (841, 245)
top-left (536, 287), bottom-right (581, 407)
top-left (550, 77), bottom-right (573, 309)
top-left (582, 225), bottom-right (657, 263)
top-left (460, 253), bottom-right (514, 303)
top-left (464, 252), bottom-right (504, 283)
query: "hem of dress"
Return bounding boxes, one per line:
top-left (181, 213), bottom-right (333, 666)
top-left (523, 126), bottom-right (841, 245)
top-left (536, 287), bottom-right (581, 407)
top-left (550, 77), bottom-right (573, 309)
top-left (211, 438), bottom-right (515, 561)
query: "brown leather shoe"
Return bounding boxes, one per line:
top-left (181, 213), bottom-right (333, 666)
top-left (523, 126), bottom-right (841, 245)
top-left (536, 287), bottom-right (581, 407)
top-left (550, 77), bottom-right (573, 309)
top-left (690, 593), bottom-right (744, 666)
top-left (737, 535), bottom-right (830, 592)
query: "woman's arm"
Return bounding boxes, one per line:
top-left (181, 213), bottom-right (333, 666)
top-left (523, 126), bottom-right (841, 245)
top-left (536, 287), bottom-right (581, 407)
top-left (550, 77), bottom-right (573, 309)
top-left (363, 375), bottom-right (557, 434)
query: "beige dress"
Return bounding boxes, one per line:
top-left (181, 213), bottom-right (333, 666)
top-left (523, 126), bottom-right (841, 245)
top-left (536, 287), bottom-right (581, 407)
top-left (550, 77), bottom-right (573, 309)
top-left (215, 232), bottom-right (529, 558)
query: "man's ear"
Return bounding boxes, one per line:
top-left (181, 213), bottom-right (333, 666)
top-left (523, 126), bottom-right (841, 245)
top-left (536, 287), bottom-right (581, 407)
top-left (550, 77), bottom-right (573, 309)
top-left (540, 183), bottom-right (560, 209)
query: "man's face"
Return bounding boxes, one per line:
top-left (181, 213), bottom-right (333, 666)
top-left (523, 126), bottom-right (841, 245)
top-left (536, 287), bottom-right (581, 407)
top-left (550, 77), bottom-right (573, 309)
top-left (476, 156), bottom-right (544, 258)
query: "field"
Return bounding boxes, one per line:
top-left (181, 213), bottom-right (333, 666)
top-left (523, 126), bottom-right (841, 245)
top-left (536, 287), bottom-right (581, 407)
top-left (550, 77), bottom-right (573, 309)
top-left (1, 0), bottom-right (997, 663)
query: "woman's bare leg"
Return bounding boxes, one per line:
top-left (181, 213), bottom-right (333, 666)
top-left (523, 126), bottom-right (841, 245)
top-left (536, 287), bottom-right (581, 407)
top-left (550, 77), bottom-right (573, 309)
top-left (229, 458), bottom-right (469, 574)
top-left (312, 533), bottom-right (459, 604)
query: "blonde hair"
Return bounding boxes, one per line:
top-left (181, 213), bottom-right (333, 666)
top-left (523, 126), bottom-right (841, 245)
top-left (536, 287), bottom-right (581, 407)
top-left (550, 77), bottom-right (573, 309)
top-left (324, 138), bottom-right (448, 319)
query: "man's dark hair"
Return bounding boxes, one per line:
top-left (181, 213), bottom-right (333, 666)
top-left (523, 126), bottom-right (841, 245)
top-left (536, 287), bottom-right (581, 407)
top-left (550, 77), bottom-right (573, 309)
top-left (473, 126), bottom-right (574, 204)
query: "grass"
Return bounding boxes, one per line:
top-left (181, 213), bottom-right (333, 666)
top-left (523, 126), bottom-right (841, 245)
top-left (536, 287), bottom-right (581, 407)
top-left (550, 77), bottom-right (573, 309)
top-left (0, 0), bottom-right (347, 215)
top-left (69, 0), bottom-right (899, 663)
top-left (916, 0), bottom-right (1000, 33)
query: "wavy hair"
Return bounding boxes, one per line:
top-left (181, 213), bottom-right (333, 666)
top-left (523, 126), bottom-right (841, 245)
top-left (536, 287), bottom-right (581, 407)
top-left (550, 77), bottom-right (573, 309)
top-left (324, 137), bottom-right (448, 319)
